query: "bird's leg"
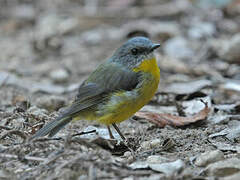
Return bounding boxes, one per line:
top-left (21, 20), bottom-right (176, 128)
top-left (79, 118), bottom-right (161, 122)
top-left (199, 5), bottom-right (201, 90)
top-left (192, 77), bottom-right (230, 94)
top-left (112, 123), bottom-right (126, 141)
top-left (112, 123), bottom-right (136, 157)
top-left (107, 125), bottom-right (115, 139)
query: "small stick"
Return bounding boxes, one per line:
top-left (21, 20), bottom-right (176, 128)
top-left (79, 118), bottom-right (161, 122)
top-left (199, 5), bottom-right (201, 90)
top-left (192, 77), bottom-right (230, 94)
top-left (31, 130), bottom-right (97, 142)
top-left (0, 153), bottom-right (47, 162)
top-left (0, 130), bottom-right (27, 142)
top-left (71, 129), bottom-right (97, 137)
top-left (0, 125), bottom-right (12, 130)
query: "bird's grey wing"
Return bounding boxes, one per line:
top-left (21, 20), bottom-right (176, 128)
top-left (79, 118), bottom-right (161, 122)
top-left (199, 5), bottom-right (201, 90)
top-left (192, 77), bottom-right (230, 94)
top-left (65, 62), bottom-right (140, 116)
top-left (83, 62), bottom-right (140, 91)
top-left (30, 62), bottom-right (139, 139)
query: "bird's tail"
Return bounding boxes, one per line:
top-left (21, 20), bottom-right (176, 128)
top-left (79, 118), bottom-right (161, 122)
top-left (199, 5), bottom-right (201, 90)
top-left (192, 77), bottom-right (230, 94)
top-left (29, 116), bottom-right (72, 140)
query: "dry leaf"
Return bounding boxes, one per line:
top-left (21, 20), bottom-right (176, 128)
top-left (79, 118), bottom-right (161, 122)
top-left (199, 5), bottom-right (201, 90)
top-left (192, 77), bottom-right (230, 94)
top-left (135, 103), bottom-right (210, 127)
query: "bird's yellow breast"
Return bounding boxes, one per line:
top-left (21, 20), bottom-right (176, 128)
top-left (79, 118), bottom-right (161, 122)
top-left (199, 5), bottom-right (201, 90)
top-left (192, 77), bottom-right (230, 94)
top-left (95, 57), bottom-right (160, 125)
top-left (133, 57), bottom-right (160, 79)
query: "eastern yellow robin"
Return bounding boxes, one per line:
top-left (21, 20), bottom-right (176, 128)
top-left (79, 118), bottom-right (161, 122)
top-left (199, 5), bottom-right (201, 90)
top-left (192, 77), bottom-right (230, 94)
top-left (30, 37), bottom-right (160, 140)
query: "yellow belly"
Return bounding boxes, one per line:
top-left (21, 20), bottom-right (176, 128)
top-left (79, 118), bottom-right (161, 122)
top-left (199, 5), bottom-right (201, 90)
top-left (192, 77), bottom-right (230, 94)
top-left (95, 57), bottom-right (160, 125)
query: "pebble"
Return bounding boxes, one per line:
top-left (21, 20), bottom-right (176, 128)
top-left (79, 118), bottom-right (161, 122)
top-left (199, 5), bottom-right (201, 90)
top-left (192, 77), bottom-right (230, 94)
top-left (194, 150), bottom-right (224, 167)
top-left (205, 157), bottom-right (240, 177)
top-left (0, 169), bottom-right (14, 179)
top-left (121, 151), bottom-right (134, 163)
top-left (11, 5), bottom-right (35, 22)
top-left (208, 113), bottom-right (230, 124)
top-left (165, 79), bottom-right (212, 94)
top-left (130, 159), bottom-right (184, 176)
top-left (35, 14), bottom-right (79, 37)
top-left (226, 120), bottom-right (240, 141)
top-left (152, 22), bottom-right (180, 41)
top-left (182, 96), bottom-right (211, 115)
top-left (149, 159), bottom-right (185, 176)
top-left (150, 139), bottom-right (161, 148)
top-left (219, 19), bottom-right (239, 34)
top-left (122, 177), bottom-right (134, 180)
top-left (140, 139), bottom-right (161, 150)
top-left (0, 71), bottom-right (71, 94)
top-left (138, 174), bottom-right (163, 180)
top-left (123, 20), bottom-right (180, 42)
top-left (129, 161), bottom-right (149, 170)
top-left (36, 95), bottom-right (67, 112)
top-left (188, 22), bottom-right (216, 39)
top-left (222, 172), bottom-right (240, 180)
top-left (27, 106), bottom-right (48, 123)
top-left (221, 33), bottom-right (240, 63)
top-left (163, 37), bottom-right (194, 59)
top-left (28, 106), bottom-right (48, 115)
top-left (49, 69), bottom-right (69, 83)
top-left (140, 141), bottom-right (151, 150)
top-left (147, 155), bottom-right (169, 164)
top-left (58, 18), bottom-right (79, 35)
top-left (123, 151), bottom-right (132, 158)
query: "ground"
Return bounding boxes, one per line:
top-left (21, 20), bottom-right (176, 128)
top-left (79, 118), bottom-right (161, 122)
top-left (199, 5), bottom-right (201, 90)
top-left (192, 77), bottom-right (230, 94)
top-left (1, 0), bottom-right (240, 179)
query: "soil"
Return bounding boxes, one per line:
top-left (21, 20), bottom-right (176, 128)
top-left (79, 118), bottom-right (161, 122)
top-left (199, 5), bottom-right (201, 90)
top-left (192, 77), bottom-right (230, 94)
top-left (1, 0), bottom-right (240, 179)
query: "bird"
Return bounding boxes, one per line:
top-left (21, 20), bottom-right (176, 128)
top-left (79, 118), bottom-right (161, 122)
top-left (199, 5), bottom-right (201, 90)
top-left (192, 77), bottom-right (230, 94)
top-left (30, 36), bottom-right (160, 141)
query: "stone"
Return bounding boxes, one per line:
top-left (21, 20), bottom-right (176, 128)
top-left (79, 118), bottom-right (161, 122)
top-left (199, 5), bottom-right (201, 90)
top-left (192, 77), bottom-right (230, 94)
top-left (194, 150), bottom-right (224, 167)
top-left (129, 161), bottom-right (149, 170)
top-left (123, 151), bottom-right (132, 158)
top-left (165, 79), bottom-right (212, 94)
top-left (150, 139), bottom-right (161, 148)
top-left (140, 139), bottom-right (161, 150)
top-left (50, 69), bottom-right (69, 83)
top-left (226, 120), bottom-right (240, 141)
top-left (210, 120), bottom-right (240, 142)
top-left (149, 159), bottom-right (184, 176)
top-left (140, 141), bottom-right (151, 150)
top-left (163, 37), bottom-right (194, 59)
top-left (207, 112), bottom-right (230, 124)
top-left (221, 34), bottom-right (240, 63)
top-left (222, 172), bottom-right (240, 180)
top-left (130, 159), bottom-right (184, 176)
top-left (36, 95), bottom-right (66, 112)
top-left (147, 155), bottom-right (169, 164)
top-left (188, 22), bottom-right (216, 39)
top-left (205, 158), bottom-right (240, 177)
top-left (0, 71), bottom-right (77, 94)
top-left (27, 106), bottom-right (48, 123)
top-left (11, 5), bottom-right (35, 22)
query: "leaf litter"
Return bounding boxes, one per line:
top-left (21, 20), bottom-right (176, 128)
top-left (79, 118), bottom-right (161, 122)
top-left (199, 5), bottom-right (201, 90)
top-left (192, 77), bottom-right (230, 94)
top-left (1, 0), bottom-right (240, 179)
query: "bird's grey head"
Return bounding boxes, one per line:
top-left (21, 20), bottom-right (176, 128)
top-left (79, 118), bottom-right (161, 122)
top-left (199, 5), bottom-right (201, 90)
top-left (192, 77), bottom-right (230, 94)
top-left (110, 37), bottom-right (160, 68)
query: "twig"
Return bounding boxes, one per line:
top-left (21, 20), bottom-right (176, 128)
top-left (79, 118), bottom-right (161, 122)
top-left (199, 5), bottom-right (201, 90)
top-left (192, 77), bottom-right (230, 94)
top-left (31, 130), bottom-right (97, 142)
top-left (32, 122), bottom-right (45, 128)
top-left (200, 99), bottom-right (208, 107)
top-left (0, 153), bottom-right (47, 162)
top-left (0, 125), bottom-right (13, 130)
top-left (0, 130), bottom-right (27, 142)
top-left (175, 101), bottom-right (186, 117)
top-left (71, 129), bottom-right (97, 137)
top-left (42, 151), bottom-right (65, 165)
top-left (31, 137), bottom-right (63, 142)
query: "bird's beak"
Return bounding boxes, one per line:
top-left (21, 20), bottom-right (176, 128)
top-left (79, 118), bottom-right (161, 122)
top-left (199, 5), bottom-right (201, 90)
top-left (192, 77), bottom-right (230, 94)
top-left (150, 43), bottom-right (161, 51)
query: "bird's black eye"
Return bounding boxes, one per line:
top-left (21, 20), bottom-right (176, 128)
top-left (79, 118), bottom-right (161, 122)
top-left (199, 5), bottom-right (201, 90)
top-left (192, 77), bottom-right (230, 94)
top-left (131, 48), bottom-right (138, 55)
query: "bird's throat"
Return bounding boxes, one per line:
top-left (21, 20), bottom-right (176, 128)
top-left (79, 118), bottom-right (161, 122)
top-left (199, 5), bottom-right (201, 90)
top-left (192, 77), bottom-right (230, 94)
top-left (133, 57), bottom-right (160, 81)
